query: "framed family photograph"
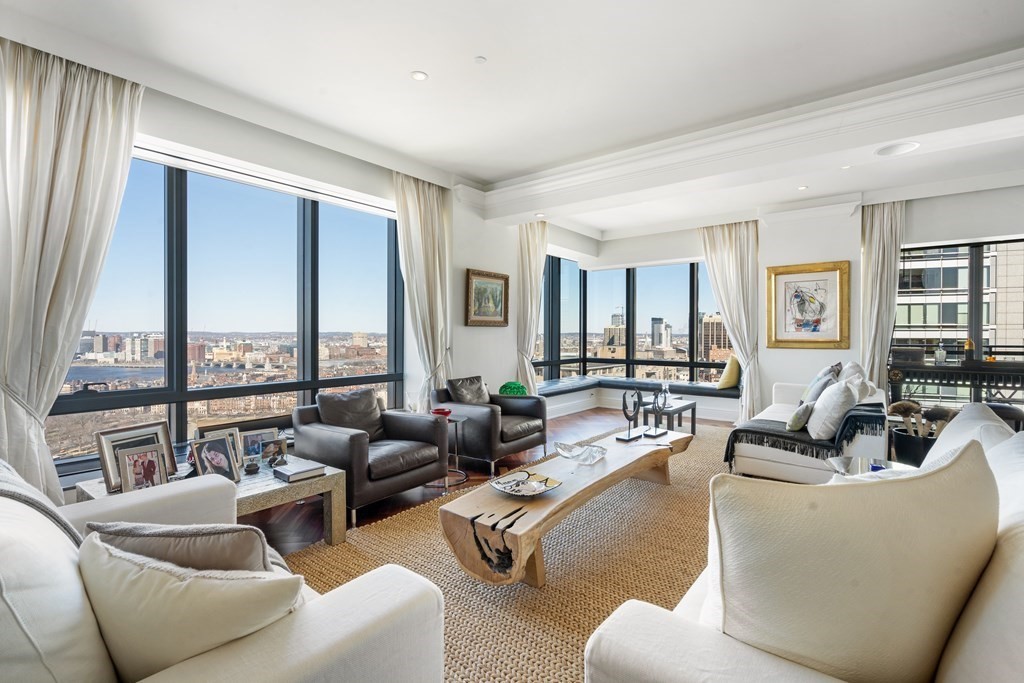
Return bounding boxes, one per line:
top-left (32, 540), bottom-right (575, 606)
top-left (260, 438), bottom-right (288, 461)
top-left (117, 445), bottom-right (169, 492)
top-left (767, 260), bottom-right (850, 349)
top-left (95, 421), bottom-right (175, 493)
top-left (191, 436), bottom-right (240, 482)
top-left (466, 268), bottom-right (509, 327)
top-left (205, 427), bottom-right (243, 469)
top-left (240, 429), bottom-right (279, 458)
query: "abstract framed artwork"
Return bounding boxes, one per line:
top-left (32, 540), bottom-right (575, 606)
top-left (466, 268), bottom-right (509, 327)
top-left (766, 260), bottom-right (850, 349)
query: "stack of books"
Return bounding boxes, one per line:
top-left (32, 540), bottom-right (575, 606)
top-left (273, 461), bottom-right (325, 483)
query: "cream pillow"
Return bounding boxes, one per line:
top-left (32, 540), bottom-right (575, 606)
top-left (699, 440), bottom-right (998, 682)
top-left (87, 521), bottom-right (274, 572)
top-left (79, 534), bottom-right (303, 682)
top-left (717, 355), bottom-right (741, 389)
top-left (804, 380), bottom-right (858, 440)
top-left (837, 360), bottom-right (866, 382)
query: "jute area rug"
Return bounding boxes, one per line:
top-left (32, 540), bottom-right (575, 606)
top-left (285, 425), bottom-right (730, 683)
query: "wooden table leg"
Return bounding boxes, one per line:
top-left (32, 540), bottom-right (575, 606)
top-left (322, 484), bottom-right (346, 545)
top-left (523, 541), bottom-right (546, 588)
top-left (632, 461), bottom-right (671, 485)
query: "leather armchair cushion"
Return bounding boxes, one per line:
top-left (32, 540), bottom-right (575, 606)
top-left (316, 389), bottom-right (385, 441)
top-left (500, 415), bottom-right (544, 442)
top-left (368, 441), bottom-right (439, 480)
top-left (446, 376), bottom-right (490, 404)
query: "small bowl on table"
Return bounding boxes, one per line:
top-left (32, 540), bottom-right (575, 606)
top-left (431, 408), bottom-right (452, 418)
top-left (554, 442), bottom-right (607, 465)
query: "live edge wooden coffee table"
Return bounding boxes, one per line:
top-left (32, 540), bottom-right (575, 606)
top-left (439, 430), bottom-right (693, 588)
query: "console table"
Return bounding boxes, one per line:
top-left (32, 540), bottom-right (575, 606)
top-left (888, 361), bottom-right (1024, 404)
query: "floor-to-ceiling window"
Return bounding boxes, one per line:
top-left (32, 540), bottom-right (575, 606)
top-left (47, 154), bottom-right (403, 473)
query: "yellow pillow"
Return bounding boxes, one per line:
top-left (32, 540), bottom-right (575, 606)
top-left (717, 356), bottom-right (741, 389)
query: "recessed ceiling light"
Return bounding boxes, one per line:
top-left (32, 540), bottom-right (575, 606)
top-left (534, 212), bottom-right (546, 218)
top-left (474, 56), bottom-right (488, 65)
top-left (875, 141), bottom-right (920, 157)
top-left (797, 186), bottom-right (808, 191)
top-left (840, 165), bottom-right (852, 170)
top-left (410, 71), bottom-right (429, 81)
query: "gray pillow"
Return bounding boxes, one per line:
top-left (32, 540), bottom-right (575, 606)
top-left (86, 521), bottom-right (273, 572)
top-left (786, 402), bottom-right (815, 432)
top-left (801, 374), bottom-right (836, 405)
top-left (316, 388), bottom-right (385, 441)
top-left (446, 376), bottom-right (490, 404)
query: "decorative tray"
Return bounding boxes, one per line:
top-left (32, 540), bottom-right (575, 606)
top-left (489, 471), bottom-right (562, 497)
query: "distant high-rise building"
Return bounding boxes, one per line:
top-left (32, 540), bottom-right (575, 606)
top-left (187, 342), bottom-right (207, 364)
top-left (352, 332), bottom-right (368, 348)
top-left (701, 312), bottom-right (730, 359)
top-left (651, 317), bottom-right (665, 349)
top-left (107, 334), bottom-right (123, 353)
top-left (236, 341), bottom-right (254, 355)
top-left (604, 319), bottom-right (626, 347)
top-left (148, 334), bottom-right (165, 358)
top-left (663, 322), bottom-right (673, 350)
top-left (610, 311), bottom-right (624, 327)
top-left (125, 335), bottom-right (149, 362)
top-left (92, 334), bottom-right (107, 353)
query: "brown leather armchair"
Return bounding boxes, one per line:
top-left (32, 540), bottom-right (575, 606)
top-left (292, 403), bottom-right (447, 526)
top-left (430, 385), bottom-right (547, 477)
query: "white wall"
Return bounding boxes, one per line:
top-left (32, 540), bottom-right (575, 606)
top-left (905, 185), bottom-right (1024, 246)
top-left (757, 202), bottom-right (863, 408)
top-left (586, 227), bottom-right (703, 270)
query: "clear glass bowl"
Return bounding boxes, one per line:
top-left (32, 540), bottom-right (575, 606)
top-left (554, 441), bottom-right (607, 465)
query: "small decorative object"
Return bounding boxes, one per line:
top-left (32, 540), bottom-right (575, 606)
top-left (888, 400), bottom-right (924, 436)
top-left (554, 441), bottom-right (607, 465)
top-left (644, 389), bottom-right (669, 438)
top-left (117, 445), bottom-right (169, 492)
top-left (191, 436), bottom-right (240, 482)
top-left (239, 429), bottom-right (279, 458)
top-left (466, 268), bottom-right (510, 327)
top-left (95, 421), bottom-right (175, 493)
top-left (766, 260), bottom-right (850, 349)
top-left (499, 381), bottom-right (528, 396)
top-left (489, 471), bottom-right (561, 497)
top-left (243, 460), bottom-right (261, 475)
top-left (616, 389), bottom-right (644, 442)
top-left (922, 406), bottom-right (957, 438)
top-left (964, 337), bottom-right (976, 361)
top-left (934, 342), bottom-right (947, 365)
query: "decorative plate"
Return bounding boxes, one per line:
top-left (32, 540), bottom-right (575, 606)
top-left (554, 441), bottom-right (607, 465)
top-left (489, 471), bottom-right (562, 497)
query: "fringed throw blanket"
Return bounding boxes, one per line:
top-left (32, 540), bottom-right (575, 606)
top-left (724, 404), bottom-right (887, 467)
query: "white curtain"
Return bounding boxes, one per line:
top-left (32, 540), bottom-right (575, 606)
top-left (516, 220), bottom-right (548, 394)
top-left (0, 39), bottom-right (144, 503)
top-left (394, 172), bottom-right (452, 412)
top-left (698, 220), bottom-right (761, 423)
top-left (860, 201), bottom-right (906, 387)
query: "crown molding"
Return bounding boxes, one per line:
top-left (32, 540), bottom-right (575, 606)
top-left (483, 49), bottom-right (1024, 224)
top-left (862, 168), bottom-right (1024, 205)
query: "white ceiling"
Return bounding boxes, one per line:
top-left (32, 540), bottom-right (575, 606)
top-left (3, 0), bottom-right (1024, 238)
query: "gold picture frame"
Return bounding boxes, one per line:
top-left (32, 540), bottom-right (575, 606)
top-left (766, 260), bottom-right (850, 349)
top-left (466, 268), bottom-right (509, 327)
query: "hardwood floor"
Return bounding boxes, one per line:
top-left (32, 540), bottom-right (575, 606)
top-left (240, 407), bottom-right (733, 554)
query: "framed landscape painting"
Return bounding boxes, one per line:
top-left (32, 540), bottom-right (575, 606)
top-left (767, 260), bottom-right (850, 349)
top-left (466, 268), bottom-right (509, 327)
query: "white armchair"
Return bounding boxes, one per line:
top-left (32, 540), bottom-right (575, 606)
top-left (3, 474), bottom-right (444, 683)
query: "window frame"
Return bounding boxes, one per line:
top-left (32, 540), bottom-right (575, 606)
top-left (52, 158), bottom-right (404, 479)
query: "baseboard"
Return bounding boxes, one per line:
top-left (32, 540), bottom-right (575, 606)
top-left (546, 392), bottom-right (599, 418)
top-left (597, 390), bottom-right (738, 425)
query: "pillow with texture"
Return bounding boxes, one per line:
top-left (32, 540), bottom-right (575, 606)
top-left (87, 521), bottom-right (273, 572)
top-left (800, 374), bottom-right (836, 405)
top-left (79, 534), bottom-right (303, 682)
top-left (447, 376), bottom-right (490, 404)
top-left (844, 373), bottom-right (876, 402)
top-left (928, 403), bottom-right (1013, 459)
top-left (786, 402), bottom-right (814, 431)
top-left (317, 388), bottom-right (385, 441)
top-left (717, 356), bottom-right (741, 390)
top-left (837, 361), bottom-right (866, 382)
top-left (805, 380), bottom-right (858, 440)
top-left (699, 440), bottom-right (998, 683)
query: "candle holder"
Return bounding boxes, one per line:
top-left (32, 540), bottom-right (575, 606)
top-left (644, 389), bottom-right (669, 438)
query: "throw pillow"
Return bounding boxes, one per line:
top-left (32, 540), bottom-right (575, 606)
top-left (447, 376), bottom-right (491, 404)
top-left (800, 373), bottom-right (836, 405)
top-left (928, 403), bottom-right (1014, 461)
top-left (837, 360), bottom-right (866, 382)
top-left (78, 534), bottom-right (303, 682)
top-left (843, 373), bottom-right (876, 402)
top-left (87, 521), bottom-right (274, 572)
top-left (786, 402), bottom-right (814, 431)
top-left (805, 380), bottom-right (858, 440)
top-left (717, 356), bottom-right (741, 390)
top-left (811, 362), bottom-right (842, 383)
top-left (699, 440), bottom-right (998, 682)
top-left (317, 387), bottom-right (385, 441)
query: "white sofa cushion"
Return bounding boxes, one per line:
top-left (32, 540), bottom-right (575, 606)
top-left (927, 403), bottom-right (1014, 462)
top-left (87, 521), bottom-right (275, 572)
top-left (700, 440), bottom-right (998, 683)
top-left (79, 533), bottom-right (304, 682)
top-left (805, 380), bottom-right (858, 440)
top-left (0, 497), bottom-right (116, 682)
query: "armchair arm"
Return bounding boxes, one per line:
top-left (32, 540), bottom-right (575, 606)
top-left (490, 394), bottom-right (547, 421)
top-left (292, 421), bottom-right (369, 475)
top-left (382, 412), bottom-right (448, 453)
top-left (431, 401), bottom-right (502, 457)
top-left (62, 476), bottom-right (237, 535)
top-left (585, 600), bottom-right (839, 683)
top-left (143, 564), bottom-right (444, 683)
top-left (773, 382), bottom-right (807, 406)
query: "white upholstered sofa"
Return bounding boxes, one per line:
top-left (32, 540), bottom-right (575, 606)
top-left (586, 402), bottom-right (1023, 681)
top-left (1, 472), bottom-right (444, 682)
top-left (729, 381), bottom-right (888, 484)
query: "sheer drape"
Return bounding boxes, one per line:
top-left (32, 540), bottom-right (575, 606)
top-left (0, 39), bottom-right (144, 503)
top-left (393, 172), bottom-right (452, 411)
top-left (516, 220), bottom-right (548, 394)
top-left (698, 220), bottom-right (761, 422)
top-left (860, 201), bottom-right (906, 387)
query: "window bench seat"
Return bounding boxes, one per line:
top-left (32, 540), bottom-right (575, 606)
top-left (537, 376), bottom-right (740, 400)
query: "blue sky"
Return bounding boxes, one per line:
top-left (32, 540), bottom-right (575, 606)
top-left (87, 159), bottom-right (390, 334)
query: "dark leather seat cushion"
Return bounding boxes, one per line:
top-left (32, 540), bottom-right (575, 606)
top-left (367, 440), bottom-right (439, 480)
top-left (500, 415), bottom-right (543, 442)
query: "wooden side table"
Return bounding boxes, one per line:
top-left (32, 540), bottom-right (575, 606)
top-left (75, 456), bottom-right (347, 545)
